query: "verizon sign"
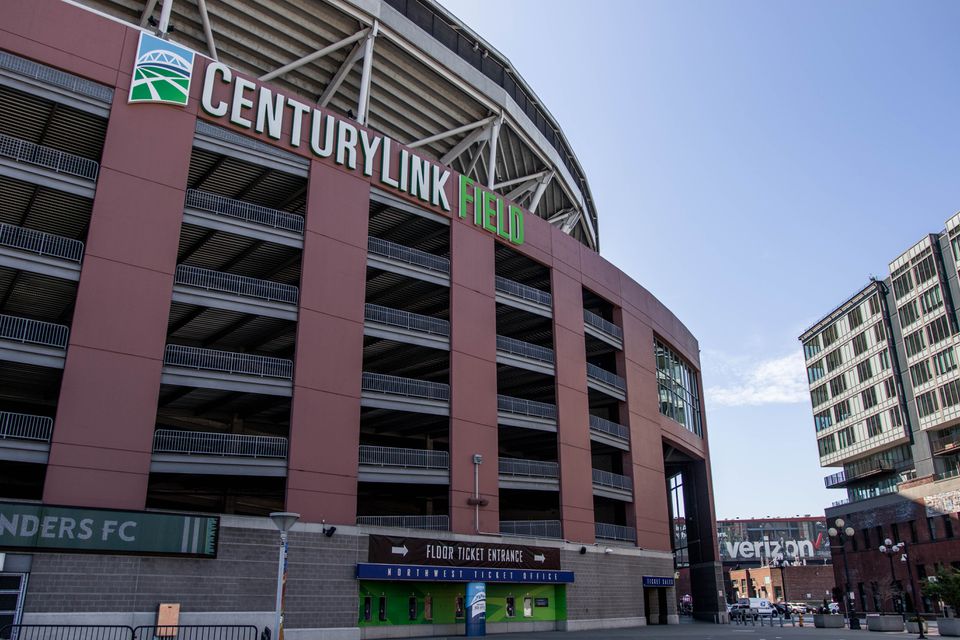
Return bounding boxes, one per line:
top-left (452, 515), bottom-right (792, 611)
top-left (721, 538), bottom-right (823, 561)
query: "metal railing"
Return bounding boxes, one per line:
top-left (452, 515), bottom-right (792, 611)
top-left (583, 309), bottom-right (623, 340)
top-left (368, 236), bottom-right (450, 274)
top-left (0, 133), bottom-right (99, 181)
top-left (937, 465), bottom-right (960, 481)
top-left (356, 514), bottom-right (449, 531)
top-left (586, 363), bottom-right (626, 391)
top-left (175, 264), bottom-right (299, 304)
top-left (589, 414), bottom-right (630, 440)
top-left (494, 275), bottom-right (552, 306)
top-left (497, 394), bottom-right (557, 420)
top-left (496, 335), bottom-right (554, 363)
top-left (133, 627), bottom-right (258, 640)
top-left (824, 459), bottom-right (896, 488)
top-left (364, 303), bottom-right (450, 336)
top-left (823, 470), bottom-right (846, 489)
top-left (498, 457), bottom-right (559, 478)
top-left (0, 314), bottom-right (69, 348)
top-left (361, 371), bottom-right (450, 401)
top-left (0, 626), bottom-right (135, 640)
top-left (163, 344), bottom-right (293, 379)
top-left (499, 520), bottom-right (562, 539)
top-left (0, 51), bottom-right (115, 102)
top-left (595, 522), bottom-right (637, 542)
top-left (152, 429), bottom-right (287, 458)
top-left (196, 120), bottom-right (302, 162)
top-left (931, 430), bottom-right (960, 455)
top-left (359, 444), bottom-right (449, 469)
top-left (184, 189), bottom-right (304, 233)
top-left (0, 222), bottom-right (84, 263)
top-left (592, 468), bottom-right (633, 492)
top-left (0, 411), bottom-right (53, 442)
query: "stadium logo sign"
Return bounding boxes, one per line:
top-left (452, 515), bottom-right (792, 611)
top-left (129, 33), bottom-right (196, 106)
top-left (199, 62), bottom-right (524, 245)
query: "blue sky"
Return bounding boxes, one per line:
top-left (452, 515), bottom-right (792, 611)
top-left (439, 0), bottom-right (960, 519)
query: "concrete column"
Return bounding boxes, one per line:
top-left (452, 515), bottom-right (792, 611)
top-left (285, 161), bottom-right (369, 524)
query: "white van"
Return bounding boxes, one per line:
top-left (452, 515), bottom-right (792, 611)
top-left (738, 597), bottom-right (775, 617)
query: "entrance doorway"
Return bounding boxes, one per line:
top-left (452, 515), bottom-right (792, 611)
top-left (644, 587), bottom-right (669, 625)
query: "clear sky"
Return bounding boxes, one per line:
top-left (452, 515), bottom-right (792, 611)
top-left (437, 0), bottom-right (960, 519)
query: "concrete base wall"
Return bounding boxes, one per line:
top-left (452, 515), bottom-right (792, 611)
top-left (559, 616), bottom-right (646, 631)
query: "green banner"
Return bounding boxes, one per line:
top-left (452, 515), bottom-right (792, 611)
top-left (0, 502), bottom-right (218, 557)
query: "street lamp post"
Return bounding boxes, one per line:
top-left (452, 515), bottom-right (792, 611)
top-left (269, 512), bottom-right (300, 640)
top-left (771, 551), bottom-right (795, 625)
top-left (827, 518), bottom-right (860, 630)
top-left (878, 538), bottom-right (899, 615)
top-left (881, 538), bottom-right (925, 639)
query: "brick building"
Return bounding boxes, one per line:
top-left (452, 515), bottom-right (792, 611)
top-left (728, 565), bottom-right (835, 608)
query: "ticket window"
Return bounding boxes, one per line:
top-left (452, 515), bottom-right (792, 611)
top-left (505, 596), bottom-right (516, 618)
top-left (523, 597), bottom-right (533, 618)
top-left (408, 596), bottom-right (417, 621)
top-left (455, 595), bottom-right (465, 619)
top-left (378, 596), bottom-right (387, 622)
top-left (362, 596), bottom-right (372, 622)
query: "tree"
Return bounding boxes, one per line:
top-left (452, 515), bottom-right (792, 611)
top-left (922, 568), bottom-right (960, 618)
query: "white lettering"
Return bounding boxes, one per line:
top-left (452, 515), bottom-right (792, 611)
top-left (58, 517), bottom-right (77, 539)
top-left (286, 99), bottom-right (311, 148)
top-left (432, 165), bottom-right (451, 211)
top-left (359, 130), bottom-right (381, 177)
top-left (119, 521), bottom-right (137, 542)
top-left (229, 77), bottom-right (255, 129)
top-left (336, 120), bottom-right (358, 169)
top-left (40, 516), bottom-right (57, 539)
top-left (101, 520), bottom-right (118, 541)
top-left (310, 113), bottom-right (335, 157)
top-left (201, 62), bottom-right (231, 117)
top-left (380, 137), bottom-right (399, 188)
top-left (409, 155), bottom-right (430, 202)
top-left (255, 87), bottom-right (285, 140)
top-left (77, 518), bottom-right (93, 540)
top-left (0, 514), bottom-right (17, 537)
top-left (398, 149), bottom-right (409, 192)
top-left (19, 515), bottom-right (38, 537)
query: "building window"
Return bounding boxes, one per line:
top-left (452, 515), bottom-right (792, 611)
top-left (927, 316), bottom-right (951, 347)
top-left (928, 517), bottom-right (938, 541)
top-left (869, 294), bottom-right (881, 316)
top-left (826, 349), bottom-right (844, 372)
top-left (811, 385), bottom-right (829, 407)
top-left (909, 520), bottom-right (918, 543)
top-left (899, 300), bottom-right (920, 328)
top-left (891, 522), bottom-right (901, 543)
top-left (818, 434), bottom-right (837, 456)
top-left (884, 377), bottom-right (897, 399)
top-left (915, 254), bottom-right (937, 284)
top-left (861, 386), bottom-right (878, 410)
top-left (862, 529), bottom-right (871, 548)
top-left (655, 339), bottom-right (702, 437)
top-left (952, 235), bottom-right (960, 263)
top-left (940, 380), bottom-right (960, 409)
top-left (838, 426), bottom-right (857, 448)
top-left (879, 349), bottom-right (891, 370)
top-left (874, 321), bottom-right (886, 342)
top-left (866, 414), bottom-right (883, 437)
top-left (833, 400), bottom-right (851, 423)
top-left (943, 515), bottom-right (954, 539)
top-left (857, 360), bottom-right (874, 384)
top-left (852, 332), bottom-right (869, 356)
top-left (921, 285), bottom-right (944, 314)
top-left (848, 306), bottom-right (864, 330)
top-left (823, 325), bottom-right (839, 347)
top-left (917, 390), bottom-right (940, 418)
top-left (814, 410), bottom-right (833, 432)
top-left (905, 330), bottom-right (927, 358)
top-left (830, 374), bottom-right (848, 398)
top-left (808, 360), bottom-right (825, 383)
top-left (804, 336), bottom-right (822, 360)
top-left (910, 361), bottom-right (932, 387)
top-left (893, 271), bottom-right (914, 299)
top-left (889, 405), bottom-right (903, 427)
top-left (933, 348), bottom-right (958, 376)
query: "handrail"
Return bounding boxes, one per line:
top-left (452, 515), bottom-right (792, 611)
top-left (583, 309), bottom-right (623, 340)
top-left (595, 522), bottom-right (637, 542)
top-left (494, 275), bottom-right (552, 306)
top-left (0, 411), bottom-right (53, 442)
top-left (498, 457), bottom-right (559, 478)
top-left (0, 132), bottom-right (99, 180)
top-left (0, 314), bottom-right (69, 348)
top-left (499, 520), bottom-right (562, 539)
top-left (586, 363), bottom-right (626, 391)
top-left (152, 429), bottom-right (287, 458)
top-left (0, 222), bottom-right (84, 263)
top-left (361, 372), bottom-right (450, 401)
top-left (497, 394), bottom-right (556, 420)
top-left (592, 468), bottom-right (633, 491)
top-left (175, 264), bottom-right (299, 304)
top-left (364, 303), bottom-right (450, 336)
top-left (0, 51), bottom-right (114, 103)
top-left (367, 236), bottom-right (450, 273)
top-left (358, 444), bottom-right (449, 469)
top-left (496, 335), bottom-right (554, 363)
top-left (163, 344), bottom-right (293, 379)
top-left (356, 515), bottom-right (449, 531)
top-left (185, 189), bottom-right (304, 233)
top-left (589, 414), bottom-right (629, 440)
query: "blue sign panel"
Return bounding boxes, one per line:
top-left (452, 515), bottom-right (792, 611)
top-left (356, 563), bottom-right (574, 584)
top-left (643, 575), bottom-right (675, 587)
top-left (466, 582), bottom-right (486, 637)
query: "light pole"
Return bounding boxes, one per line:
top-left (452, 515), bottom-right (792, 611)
top-left (269, 511), bottom-right (300, 640)
top-left (878, 538), bottom-right (899, 615)
top-left (827, 518), bottom-right (860, 630)
top-left (881, 538), bottom-right (925, 639)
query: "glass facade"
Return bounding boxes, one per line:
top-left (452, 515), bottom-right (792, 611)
top-left (656, 339), bottom-right (702, 436)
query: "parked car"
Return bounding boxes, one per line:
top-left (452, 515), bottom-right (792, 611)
top-left (738, 597), bottom-right (775, 617)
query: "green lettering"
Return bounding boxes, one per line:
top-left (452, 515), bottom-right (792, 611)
top-left (459, 175), bottom-right (475, 219)
top-left (482, 191), bottom-right (498, 233)
top-left (509, 206), bottom-right (524, 245)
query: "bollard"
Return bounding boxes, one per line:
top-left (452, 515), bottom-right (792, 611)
top-left (798, 612), bottom-right (804, 627)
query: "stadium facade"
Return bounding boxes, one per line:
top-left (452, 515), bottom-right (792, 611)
top-left (0, 0), bottom-right (725, 635)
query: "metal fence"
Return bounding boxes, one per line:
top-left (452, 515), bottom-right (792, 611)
top-left (583, 309), bottom-right (623, 340)
top-left (595, 522), bottom-right (637, 543)
top-left (0, 314), bottom-right (69, 348)
top-left (495, 335), bottom-right (554, 364)
top-left (588, 414), bottom-right (629, 440)
top-left (0, 627), bottom-right (134, 640)
top-left (356, 514), bottom-right (450, 531)
top-left (0, 51), bottom-right (114, 103)
top-left (163, 344), bottom-right (293, 379)
top-left (359, 444), bottom-right (449, 469)
top-left (361, 371), bottom-right (450, 401)
top-left (196, 120), bottom-right (302, 163)
top-left (364, 303), bottom-right (450, 336)
top-left (367, 236), bottom-right (450, 274)
top-left (499, 520), bottom-right (562, 539)
top-left (592, 468), bottom-right (633, 492)
top-left (494, 275), bottom-right (552, 307)
top-left (175, 264), bottom-right (298, 304)
top-left (0, 133), bottom-right (99, 181)
top-left (586, 363), bottom-right (626, 391)
top-left (184, 189), bottom-right (304, 234)
top-left (496, 394), bottom-right (556, 420)
top-left (0, 222), bottom-right (84, 263)
top-left (0, 411), bottom-right (53, 442)
top-left (132, 627), bottom-right (258, 640)
top-left (153, 428), bottom-right (288, 458)
top-left (498, 457), bottom-right (559, 478)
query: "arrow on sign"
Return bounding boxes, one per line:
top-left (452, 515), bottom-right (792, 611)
top-left (534, 553), bottom-right (545, 563)
top-left (391, 545), bottom-right (408, 557)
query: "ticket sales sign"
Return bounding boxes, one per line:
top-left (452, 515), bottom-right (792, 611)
top-left (368, 535), bottom-right (560, 570)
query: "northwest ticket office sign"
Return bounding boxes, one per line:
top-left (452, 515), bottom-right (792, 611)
top-left (356, 564), bottom-right (574, 584)
top-left (0, 502), bottom-right (219, 558)
top-left (368, 535), bottom-right (560, 570)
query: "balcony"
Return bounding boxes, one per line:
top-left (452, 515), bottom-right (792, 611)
top-left (0, 222), bottom-right (84, 280)
top-left (356, 514), bottom-right (449, 531)
top-left (583, 309), bottom-right (623, 350)
top-left (0, 133), bottom-right (98, 196)
top-left (595, 522), bottom-right (637, 543)
top-left (0, 51), bottom-right (114, 115)
top-left (498, 457), bottom-right (559, 491)
top-left (161, 344), bottom-right (293, 396)
top-left (0, 411), bottom-right (53, 464)
top-left (494, 276), bottom-right (552, 318)
top-left (588, 415), bottom-right (630, 450)
top-left (586, 363), bottom-right (626, 401)
top-left (194, 120), bottom-right (309, 176)
top-left (0, 313), bottom-right (69, 368)
top-left (360, 372), bottom-right (450, 415)
top-left (499, 520), bottom-right (562, 539)
top-left (172, 264), bottom-right (299, 320)
top-left (357, 444), bottom-right (449, 484)
top-left (495, 334), bottom-right (554, 375)
top-left (497, 394), bottom-right (557, 432)
top-left (182, 189), bottom-right (305, 247)
top-left (150, 428), bottom-right (288, 476)
top-left (823, 459), bottom-right (896, 489)
top-left (592, 468), bottom-right (633, 501)
top-left (367, 236), bottom-right (450, 286)
top-left (363, 303), bottom-right (450, 350)
top-left (932, 430), bottom-right (960, 457)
